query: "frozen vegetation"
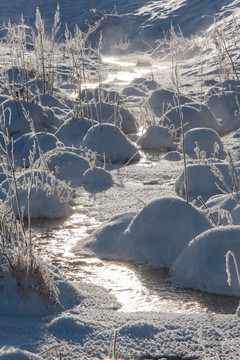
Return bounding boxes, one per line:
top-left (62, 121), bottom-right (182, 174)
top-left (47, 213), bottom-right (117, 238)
top-left (1, 0), bottom-right (240, 359)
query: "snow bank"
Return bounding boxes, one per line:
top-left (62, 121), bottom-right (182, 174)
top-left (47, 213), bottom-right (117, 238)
top-left (82, 124), bottom-right (140, 164)
top-left (0, 347), bottom-right (43, 359)
top-left (169, 226), bottom-right (240, 296)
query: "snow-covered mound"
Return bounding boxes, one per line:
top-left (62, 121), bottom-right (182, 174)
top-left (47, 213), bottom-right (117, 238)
top-left (82, 166), bottom-right (113, 191)
top-left (163, 151), bottom-right (182, 161)
top-left (13, 132), bottom-right (63, 167)
top-left (77, 197), bottom-right (211, 268)
top-left (169, 226), bottom-right (240, 296)
top-left (184, 127), bottom-right (226, 159)
top-left (124, 196), bottom-right (212, 268)
top-left (55, 117), bottom-right (96, 147)
top-left (0, 267), bottom-right (82, 317)
top-left (148, 89), bottom-right (191, 118)
top-left (161, 104), bottom-right (222, 135)
top-left (0, 100), bottom-right (51, 137)
top-left (204, 193), bottom-right (240, 226)
top-left (82, 123), bottom-right (140, 164)
top-left (82, 103), bottom-right (139, 134)
top-left (44, 149), bottom-right (90, 188)
top-left (207, 89), bottom-right (240, 133)
top-left (4, 170), bottom-right (73, 218)
top-left (175, 163), bottom-right (233, 201)
top-left (136, 125), bottom-right (177, 151)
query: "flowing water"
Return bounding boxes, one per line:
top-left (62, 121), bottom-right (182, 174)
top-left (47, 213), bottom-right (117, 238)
top-left (32, 195), bottom-right (239, 315)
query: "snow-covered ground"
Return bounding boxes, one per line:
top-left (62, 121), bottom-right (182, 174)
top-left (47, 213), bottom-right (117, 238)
top-left (2, 0), bottom-right (240, 359)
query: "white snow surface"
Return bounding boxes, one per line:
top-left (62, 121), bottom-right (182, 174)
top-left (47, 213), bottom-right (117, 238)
top-left (2, 0), bottom-right (240, 359)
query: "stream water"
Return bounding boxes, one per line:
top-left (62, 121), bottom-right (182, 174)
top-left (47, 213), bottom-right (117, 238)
top-left (32, 202), bottom-right (239, 316)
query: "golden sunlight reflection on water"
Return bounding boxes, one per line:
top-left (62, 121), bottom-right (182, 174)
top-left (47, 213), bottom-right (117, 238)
top-left (33, 211), bottom-right (239, 315)
top-left (69, 56), bottom-right (168, 93)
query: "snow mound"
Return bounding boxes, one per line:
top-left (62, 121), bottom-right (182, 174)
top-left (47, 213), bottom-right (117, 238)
top-left (73, 212), bottom-right (136, 258)
top-left (136, 125), bottom-right (177, 151)
top-left (82, 166), bottom-right (113, 191)
top-left (14, 132), bottom-right (63, 167)
top-left (163, 151), bottom-right (182, 161)
top-left (55, 117), bottom-right (96, 147)
top-left (44, 150), bottom-right (90, 188)
top-left (0, 268), bottom-right (82, 317)
top-left (169, 226), bottom-right (240, 296)
top-left (48, 316), bottom-right (94, 342)
top-left (161, 104), bottom-right (222, 135)
top-left (79, 197), bottom-right (211, 268)
top-left (119, 322), bottom-right (159, 339)
top-left (82, 102), bottom-right (139, 133)
top-left (175, 163), bottom-right (233, 201)
top-left (0, 100), bottom-right (49, 136)
top-left (184, 127), bottom-right (226, 159)
top-left (207, 91), bottom-right (240, 133)
top-left (82, 124), bottom-right (140, 164)
top-left (148, 89), bottom-right (191, 118)
top-left (204, 193), bottom-right (240, 226)
top-left (6, 170), bottom-right (73, 218)
top-left (125, 196), bottom-right (211, 268)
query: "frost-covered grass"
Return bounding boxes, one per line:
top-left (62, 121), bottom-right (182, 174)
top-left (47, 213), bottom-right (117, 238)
top-left (2, 1), bottom-right (240, 359)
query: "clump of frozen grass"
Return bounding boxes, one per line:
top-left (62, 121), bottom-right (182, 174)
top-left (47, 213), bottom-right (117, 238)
top-left (0, 208), bottom-right (60, 308)
top-left (0, 106), bottom-right (71, 309)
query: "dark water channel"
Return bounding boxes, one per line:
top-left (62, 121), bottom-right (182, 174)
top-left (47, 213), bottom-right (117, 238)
top-left (32, 212), bottom-right (239, 315)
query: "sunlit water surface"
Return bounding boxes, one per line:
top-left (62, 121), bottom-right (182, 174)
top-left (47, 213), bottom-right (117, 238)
top-left (32, 210), bottom-right (239, 315)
